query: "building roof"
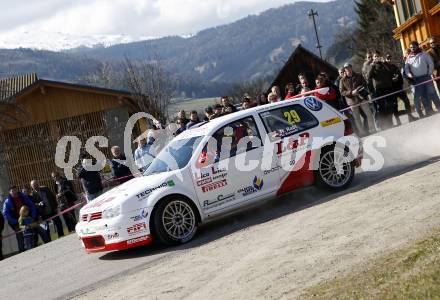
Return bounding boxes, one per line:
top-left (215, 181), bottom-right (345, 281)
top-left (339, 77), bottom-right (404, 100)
top-left (269, 44), bottom-right (338, 98)
top-left (0, 73), bottom-right (133, 103)
top-left (0, 73), bottom-right (38, 103)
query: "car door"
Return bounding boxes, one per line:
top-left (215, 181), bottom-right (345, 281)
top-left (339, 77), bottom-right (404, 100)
top-left (191, 116), bottom-right (265, 216)
top-left (258, 103), bottom-right (320, 196)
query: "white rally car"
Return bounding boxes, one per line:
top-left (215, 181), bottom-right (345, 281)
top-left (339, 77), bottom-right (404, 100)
top-left (76, 96), bottom-right (362, 253)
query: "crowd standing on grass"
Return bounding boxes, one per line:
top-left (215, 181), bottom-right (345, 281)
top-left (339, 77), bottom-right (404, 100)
top-left (1, 38), bottom-right (440, 259)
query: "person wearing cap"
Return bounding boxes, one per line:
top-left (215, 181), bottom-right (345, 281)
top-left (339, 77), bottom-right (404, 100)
top-left (404, 40), bottom-right (440, 117)
top-left (340, 63), bottom-right (376, 136)
top-left (427, 37), bottom-right (440, 96)
top-left (204, 106), bottom-right (214, 121)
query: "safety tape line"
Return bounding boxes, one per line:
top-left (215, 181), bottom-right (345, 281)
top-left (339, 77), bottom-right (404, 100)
top-left (339, 75), bottom-right (440, 112)
top-left (1, 197), bottom-right (86, 240)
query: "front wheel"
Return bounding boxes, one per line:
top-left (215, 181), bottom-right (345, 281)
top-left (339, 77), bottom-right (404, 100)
top-left (152, 197), bottom-right (198, 246)
top-left (315, 147), bottom-right (355, 190)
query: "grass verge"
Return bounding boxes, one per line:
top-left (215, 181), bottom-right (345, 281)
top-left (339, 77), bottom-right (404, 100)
top-left (302, 229), bottom-right (440, 299)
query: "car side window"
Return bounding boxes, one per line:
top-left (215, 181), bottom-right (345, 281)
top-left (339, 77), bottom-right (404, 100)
top-left (259, 104), bottom-right (319, 141)
top-left (203, 116), bottom-right (262, 163)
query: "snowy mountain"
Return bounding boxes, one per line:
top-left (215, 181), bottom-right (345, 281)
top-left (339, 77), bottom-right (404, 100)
top-left (0, 30), bottom-right (151, 51)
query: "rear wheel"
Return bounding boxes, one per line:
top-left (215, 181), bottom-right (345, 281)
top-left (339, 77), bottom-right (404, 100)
top-left (152, 197), bottom-right (198, 246)
top-left (315, 147), bottom-right (355, 190)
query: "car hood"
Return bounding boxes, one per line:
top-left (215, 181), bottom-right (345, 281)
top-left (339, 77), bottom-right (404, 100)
top-left (80, 172), bottom-right (176, 214)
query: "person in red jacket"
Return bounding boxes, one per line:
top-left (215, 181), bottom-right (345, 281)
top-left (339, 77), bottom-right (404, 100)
top-left (313, 74), bottom-right (339, 109)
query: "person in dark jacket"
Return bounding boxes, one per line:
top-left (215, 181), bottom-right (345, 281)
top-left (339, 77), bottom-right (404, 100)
top-left (186, 111), bottom-right (201, 129)
top-left (110, 146), bottom-right (133, 184)
top-left (77, 159), bottom-right (103, 202)
top-left (385, 54), bottom-right (417, 123)
top-left (3, 186), bottom-right (49, 252)
top-left (0, 210), bottom-right (4, 260)
top-left (367, 50), bottom-right (397, 130)
top-left (31, 179), bottom-right (65, 239)
top-left (52, 172), bottom-right (77, 232)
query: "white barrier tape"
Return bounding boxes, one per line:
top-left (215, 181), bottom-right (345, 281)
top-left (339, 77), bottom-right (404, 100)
top-left (339, 75), bottom-right (440, 113)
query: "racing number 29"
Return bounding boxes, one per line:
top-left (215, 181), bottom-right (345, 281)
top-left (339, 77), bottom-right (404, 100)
top-left (283, 110), bottom-right (301, 124)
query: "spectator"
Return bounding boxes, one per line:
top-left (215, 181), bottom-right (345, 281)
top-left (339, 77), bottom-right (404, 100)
top-left (295, 73), bottom-right (312, 95)
top-left (367, 50), bottom-right (396, 130)
top-left (77, 158), bottom-right (104, 202)
top-left (52, 171), bottom-right (77, 232)
top-left (52, 171), bottom-right (77, 208)
top-left (18, 206), bottom-right (39, 250)
top-left (221, 96), bottom-right (237, 113)
top-left (204, 106), bottom-right (214, 121)
top-left (176, 110), bottom-right (189, 126)
top-left (186, 111), bottom-right (200, 129)
top-left (3, 186), bottom-right (49, 252)
top-left (427, 37), bottom-right (440, 95)
top-left (385, 54), bottom-right (417, 123)
top-left (174, 118), bottom-right (186, 136)
top-left (404, 40), bottom-right (440, 117)
top-left (134, 137), bottom-right (156, 171)
top-left (284, 83), bottom-right (296, 100)
top-left (335, 67), bottom-right (349, 110)
top-left (242, 98), bottom-right (251, 110)
top-left (362, 51), bottom-right (373, 80)
top-left (271, 86), bottom-right (283, 101)
top-left (110, 146), bottom-right (133, 184)
top-left (313, 74), bottom-right (339, 110)
top-left (296, 76), bottom-right (312, 96)
top-left (257, 93), bottom-right (269, 106)
top-left (267, 92), bottom-right (278, 103)
top-left (340, 63), bottom-right (376, 136)
top-left (0, 210), bottom-right (4, 260)
top-left (31, 179), bottom-right (64, 239)
top-left (212, 104), bottom-right (224, 118)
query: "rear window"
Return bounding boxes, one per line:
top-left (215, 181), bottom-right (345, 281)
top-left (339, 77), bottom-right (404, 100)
top-left (259, 104), bottom-right (318, 141)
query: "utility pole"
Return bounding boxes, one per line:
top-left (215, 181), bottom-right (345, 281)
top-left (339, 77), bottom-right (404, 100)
top-left (308, 9), bottom-right (323, 60)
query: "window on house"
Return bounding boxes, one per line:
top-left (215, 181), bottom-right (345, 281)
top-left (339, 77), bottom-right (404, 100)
top-left (396, 0), bottom-right (422, 23)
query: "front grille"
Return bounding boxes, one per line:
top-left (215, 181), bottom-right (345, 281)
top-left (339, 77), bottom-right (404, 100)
top-left (81, 212), bottom-right (102, 222)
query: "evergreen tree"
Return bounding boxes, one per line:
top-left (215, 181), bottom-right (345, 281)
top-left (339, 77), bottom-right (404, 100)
top-left (353, 0), bottom-right (400, 65)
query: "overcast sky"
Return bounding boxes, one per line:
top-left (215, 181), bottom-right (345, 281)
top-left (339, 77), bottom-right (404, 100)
top-left (0, 0), bottom-right (330, 38)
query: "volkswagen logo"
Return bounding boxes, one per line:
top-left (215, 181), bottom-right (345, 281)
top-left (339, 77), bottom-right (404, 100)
top-left (304, 97), bottom-right (323, 111)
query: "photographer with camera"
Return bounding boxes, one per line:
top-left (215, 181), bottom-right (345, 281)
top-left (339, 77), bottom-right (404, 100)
top-left (367, 50), bottom-right (396, 130)
top-left (340, 63), bottom-right (376, 136)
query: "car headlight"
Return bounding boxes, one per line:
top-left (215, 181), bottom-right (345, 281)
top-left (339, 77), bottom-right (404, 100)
top-left (102, 205), bottom-right (121, 219)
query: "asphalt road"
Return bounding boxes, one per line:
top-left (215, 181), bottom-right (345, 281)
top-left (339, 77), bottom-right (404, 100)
top-left (1, 114), bottom-right (440, 299)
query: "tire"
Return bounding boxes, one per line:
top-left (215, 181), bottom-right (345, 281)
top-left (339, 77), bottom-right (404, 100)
top-left (315, 146), bottom-right (355, 190)
top-left (152, 196), bottom-right (198, 246)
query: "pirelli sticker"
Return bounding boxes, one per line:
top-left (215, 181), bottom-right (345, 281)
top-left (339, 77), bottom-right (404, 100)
top-left (320, 117), bottom-right (342, 127)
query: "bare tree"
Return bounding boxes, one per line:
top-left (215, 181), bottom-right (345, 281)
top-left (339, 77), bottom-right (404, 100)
top-left (228, 77), bottom-right (271, 104)
top-left (123, 57), bottom-right (172, 123)
top-left (83, 56), bottom-right (173, 123)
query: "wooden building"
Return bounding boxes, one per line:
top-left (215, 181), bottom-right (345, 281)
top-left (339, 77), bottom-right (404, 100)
top-left (0, 74), bottom-right (139, 197)
top-left (269, 44), bottom-right (338, 99)
top-left (383, 0), bottom-right (440, 52)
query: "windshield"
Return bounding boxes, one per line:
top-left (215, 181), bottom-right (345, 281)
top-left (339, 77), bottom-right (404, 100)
top-left (143, 136), bottom-right (203, 176)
